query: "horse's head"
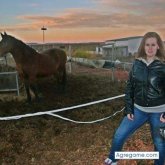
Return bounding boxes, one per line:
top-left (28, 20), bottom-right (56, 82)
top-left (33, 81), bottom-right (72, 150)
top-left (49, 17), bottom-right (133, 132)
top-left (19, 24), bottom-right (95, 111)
top-left (0, 32), bottom-right (14, 56)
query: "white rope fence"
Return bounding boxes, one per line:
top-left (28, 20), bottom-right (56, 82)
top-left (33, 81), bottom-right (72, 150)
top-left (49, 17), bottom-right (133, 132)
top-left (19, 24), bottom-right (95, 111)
top-left (0, 94), bottom-right (125, 123)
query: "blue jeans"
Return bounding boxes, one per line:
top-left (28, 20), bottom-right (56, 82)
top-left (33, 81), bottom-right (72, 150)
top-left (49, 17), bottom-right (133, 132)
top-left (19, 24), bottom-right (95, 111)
top-left (108, 107), bottom-right (165, 165)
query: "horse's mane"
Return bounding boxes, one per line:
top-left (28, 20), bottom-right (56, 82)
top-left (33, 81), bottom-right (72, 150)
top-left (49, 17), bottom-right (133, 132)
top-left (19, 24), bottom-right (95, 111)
top-left (9, 35), bottom-right (38, 55)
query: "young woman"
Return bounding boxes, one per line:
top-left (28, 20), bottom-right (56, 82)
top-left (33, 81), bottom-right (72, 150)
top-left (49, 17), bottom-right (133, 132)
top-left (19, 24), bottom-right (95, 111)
top-left (105, 32), bottom-right (165, 165)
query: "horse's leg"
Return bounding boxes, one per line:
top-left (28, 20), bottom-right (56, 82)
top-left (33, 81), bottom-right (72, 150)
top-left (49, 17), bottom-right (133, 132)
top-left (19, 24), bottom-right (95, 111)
top-left (24, 79), bottom-right (32, 103)
top-left (29, 81), bottom-right (41, 102)
top-left (61, 66), bottom-right (67, 91)
top-left (29, 76), bottom-right (43, 102)
top-left (53, 71), bottom-right (61, 93)
top-left (30, 83), bottom-right (39, 100)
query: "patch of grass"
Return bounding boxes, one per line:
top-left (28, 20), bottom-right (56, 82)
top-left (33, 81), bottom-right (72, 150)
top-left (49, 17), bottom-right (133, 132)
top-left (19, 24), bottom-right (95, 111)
top-left (73, 50), bottom-right (97, 59)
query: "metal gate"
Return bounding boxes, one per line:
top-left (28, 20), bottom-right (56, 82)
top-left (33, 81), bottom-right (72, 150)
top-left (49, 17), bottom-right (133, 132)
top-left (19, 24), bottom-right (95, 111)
top-left (0, 71), bottom-right (19, 96)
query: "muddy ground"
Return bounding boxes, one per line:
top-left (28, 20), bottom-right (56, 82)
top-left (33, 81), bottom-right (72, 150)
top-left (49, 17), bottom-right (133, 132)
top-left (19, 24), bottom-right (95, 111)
top-left (0, 63), bottom-right (154, 165)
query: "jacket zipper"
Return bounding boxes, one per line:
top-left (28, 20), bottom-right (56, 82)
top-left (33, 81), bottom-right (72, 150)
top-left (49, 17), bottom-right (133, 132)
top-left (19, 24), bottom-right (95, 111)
top-left (146, 65), bottom-right (149, 106)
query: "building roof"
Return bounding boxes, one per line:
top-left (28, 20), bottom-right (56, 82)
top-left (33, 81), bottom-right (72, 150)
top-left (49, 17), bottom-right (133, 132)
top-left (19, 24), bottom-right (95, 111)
top-left (105, 36), bottom-right (143, 42)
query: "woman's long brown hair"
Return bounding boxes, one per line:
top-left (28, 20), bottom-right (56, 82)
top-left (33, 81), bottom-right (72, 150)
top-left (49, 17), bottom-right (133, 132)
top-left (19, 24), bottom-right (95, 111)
top-left (137, 32), bottom-right (165, 61)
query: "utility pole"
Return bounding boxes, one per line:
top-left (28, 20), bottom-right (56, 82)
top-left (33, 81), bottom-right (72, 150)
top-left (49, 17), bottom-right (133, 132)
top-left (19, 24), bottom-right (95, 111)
top-left (68, 44), bottom-right (72, 73)
top-left (111, 43), bottom-right (115, 82)
top-left (41, 26), bottom-right (47, 43)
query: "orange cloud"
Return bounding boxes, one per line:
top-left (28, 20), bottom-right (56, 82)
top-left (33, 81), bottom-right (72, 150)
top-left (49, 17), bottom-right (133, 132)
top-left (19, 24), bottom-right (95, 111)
top-left (4, 7), bottom-right (165, 31)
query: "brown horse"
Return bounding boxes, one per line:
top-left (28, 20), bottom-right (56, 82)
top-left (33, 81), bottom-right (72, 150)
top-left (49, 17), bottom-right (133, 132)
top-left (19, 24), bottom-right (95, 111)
top-left (0, 32), bottom-right (67, 102)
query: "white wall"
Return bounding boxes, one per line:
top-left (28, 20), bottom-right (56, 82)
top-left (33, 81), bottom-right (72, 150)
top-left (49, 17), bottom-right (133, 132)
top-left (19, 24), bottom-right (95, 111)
top-left (128, 38), bottom-right (142, 55)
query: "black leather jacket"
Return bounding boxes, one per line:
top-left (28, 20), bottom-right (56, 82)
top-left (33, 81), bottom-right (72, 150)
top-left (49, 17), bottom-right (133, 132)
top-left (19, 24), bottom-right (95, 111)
top-left (124, 59), bottom-right (165, 115)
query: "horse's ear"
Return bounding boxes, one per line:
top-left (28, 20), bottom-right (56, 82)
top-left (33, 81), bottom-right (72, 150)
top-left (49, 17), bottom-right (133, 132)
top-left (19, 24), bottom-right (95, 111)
top-left (4, 32), bottom-right (7, 36)
top-left (1, 33), bottom-right (4, 38)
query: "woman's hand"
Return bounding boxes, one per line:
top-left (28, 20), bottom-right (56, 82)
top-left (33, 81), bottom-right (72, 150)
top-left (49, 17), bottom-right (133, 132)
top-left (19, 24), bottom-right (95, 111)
top-left (160, 113), bottom-right (165, 123)
top-left (127, 114), bottom-right (134, 121)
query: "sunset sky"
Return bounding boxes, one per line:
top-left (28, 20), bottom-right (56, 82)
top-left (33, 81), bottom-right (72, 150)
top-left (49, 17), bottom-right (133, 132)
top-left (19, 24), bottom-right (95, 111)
top-left (0, 0), bottom-right (165, 43)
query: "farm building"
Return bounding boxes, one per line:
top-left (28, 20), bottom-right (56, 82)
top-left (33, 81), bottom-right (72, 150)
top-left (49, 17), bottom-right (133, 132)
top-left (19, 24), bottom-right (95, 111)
top-left (96, 36), bottom-right (143, 60)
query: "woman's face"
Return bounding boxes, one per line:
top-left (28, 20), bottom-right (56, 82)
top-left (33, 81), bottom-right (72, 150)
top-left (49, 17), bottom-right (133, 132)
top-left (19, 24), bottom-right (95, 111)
top-left (144, 37), bottom-right (159, 58)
